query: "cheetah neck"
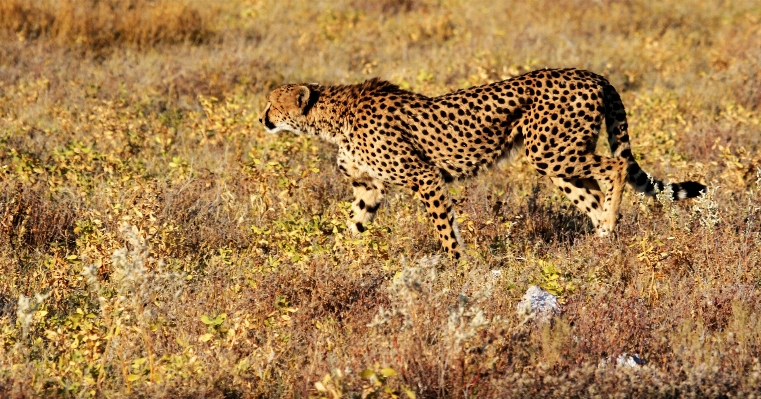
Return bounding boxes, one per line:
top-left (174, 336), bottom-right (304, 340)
top-left (302, 86), bottom-right (358, 145)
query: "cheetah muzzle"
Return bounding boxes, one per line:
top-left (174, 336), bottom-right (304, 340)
top-left (260, 68), bottom-right (706, 259)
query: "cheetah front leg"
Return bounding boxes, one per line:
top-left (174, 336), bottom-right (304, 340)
top-left (409, 168), bottom-right (463, 259)
top-left (337, 148), bottom-right (386, 235)
top-left (348, 177), bottom-right (385, 234)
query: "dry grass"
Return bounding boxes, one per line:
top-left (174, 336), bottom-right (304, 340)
top-left (0, 0), bottom-right (214, 50)
top-left (1, 0), bottom-right (761, 397)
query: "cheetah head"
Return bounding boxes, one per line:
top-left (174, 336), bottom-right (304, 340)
top-left (259, 84), bottom-right (317, 135)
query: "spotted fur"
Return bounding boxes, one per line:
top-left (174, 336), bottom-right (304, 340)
top-left (260, 68), bottom-right (705, 259)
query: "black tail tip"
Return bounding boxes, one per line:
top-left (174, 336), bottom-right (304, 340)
top-left (675, 181), bottom-right (706, 200)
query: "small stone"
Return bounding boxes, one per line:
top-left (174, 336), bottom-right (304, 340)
top-left (516, 285), bottom-right (560, 323)
top-left (599, 353), bottom-right (647, 369)
top-left (616, 353), bottom-right (646, 367)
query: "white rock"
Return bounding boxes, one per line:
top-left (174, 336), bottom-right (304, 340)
top-left (617, 353), bottom-right (646, 367)
top-left (516, 285), bottom-right (560, 323)
top-left (599, 353), bottom-right (646, 369)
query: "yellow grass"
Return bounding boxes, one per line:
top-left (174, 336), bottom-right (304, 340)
top-left (0, 0), bottom-right (214, 50)
top-left (1, 0), bottom-right (761, 397)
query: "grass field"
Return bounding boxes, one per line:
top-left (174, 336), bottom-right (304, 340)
top-left (1, 0), bottom-right (761, 397)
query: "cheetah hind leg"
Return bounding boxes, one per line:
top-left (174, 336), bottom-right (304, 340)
top-left (546, 156), bottom-right (627, 237)
top-left (550, 177), bottom-right (605, 233)
top-left (348, 178), bottom-right (385, 234)
top-left (593, 158), bottom-right (628, 237)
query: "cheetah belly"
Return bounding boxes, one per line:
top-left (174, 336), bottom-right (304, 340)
top-left (416, 118), bottom-right (519, 179)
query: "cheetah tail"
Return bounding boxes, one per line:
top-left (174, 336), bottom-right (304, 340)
top-left (602, 83), bottom-right (706, 200)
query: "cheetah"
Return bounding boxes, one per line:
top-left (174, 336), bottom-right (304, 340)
top-left (260, 68), bottom-right (705, 259)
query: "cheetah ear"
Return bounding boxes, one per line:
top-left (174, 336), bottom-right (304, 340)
top-left (295, 86), bottom-right (310, 109)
